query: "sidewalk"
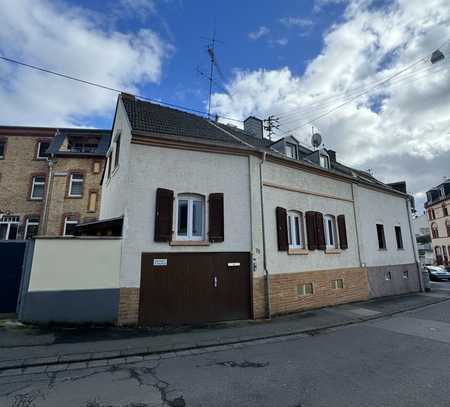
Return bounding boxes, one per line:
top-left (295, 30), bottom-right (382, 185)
top-left (1, 289), bottom-right (450, 374)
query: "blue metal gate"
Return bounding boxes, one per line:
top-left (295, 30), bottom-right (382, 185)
top-left (0, 241), bottom-right (28, 313)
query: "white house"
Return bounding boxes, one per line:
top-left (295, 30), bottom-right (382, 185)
top-left (19, 93), bottom-right (421, 325)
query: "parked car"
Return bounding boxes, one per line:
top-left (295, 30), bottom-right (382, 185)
top-left (424, 266), bottom-right (450, 281)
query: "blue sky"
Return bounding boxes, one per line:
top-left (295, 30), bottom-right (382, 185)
top-left (0, 0), bottom-right (449, 209)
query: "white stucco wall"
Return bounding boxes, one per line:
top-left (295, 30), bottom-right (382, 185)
top-left (99, 99), bottom-right (132, 221)
top-left (262, 161), bottom-right (360, 274)
top-left (121, 144), bottom-right (252, 287)
top-left (353, 184), bottom-right (416, 267)
top-left (28, 238), bottom-right (121, 291)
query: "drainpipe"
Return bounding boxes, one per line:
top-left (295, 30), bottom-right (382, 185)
top-left (259, 151), bottom-right (272, 319)
top-left (406, 198), bottom-right (423, 292)
top-left (351, 183), bottom-right (363, 268)
top-left (41, 155), bottom-right (55, 235)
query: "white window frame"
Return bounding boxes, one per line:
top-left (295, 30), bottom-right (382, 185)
top-left (324, 214), bottom-right (337, 249)
top-left (320, 154), bottom-right (330, 169)
top-left (0, 216), bottom-right (20, 240)
top-left (63, 217), bottom-right (79, 236)
top-left (285, 143), bottom-right (297, 159)
top-left (31, 176), bottom-right (45, 200)
top-left (175, 194), bottom-right (205, 241)
top-left (287, 211), bottom-right (304, 249)
top-left (24, 217), bottom-right (40, 239)
top-left (36, 141), bottom-right (50, 159)
top-left (68, 173), bottom-right (84, 197)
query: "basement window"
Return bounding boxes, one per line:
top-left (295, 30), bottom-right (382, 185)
top-left (385, 271), bottom-right (392, 281)
top-left (403, 271), bottom-right (409, 279)
top-left (297, 283), bottom-right (314, 296)
top-left (331, 279), bottom-right (344, 289)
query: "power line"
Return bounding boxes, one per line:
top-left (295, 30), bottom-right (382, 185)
top-left (0, 53), bottom-right (243, 123)
top-left (280, 59), bottom-right (449, 136)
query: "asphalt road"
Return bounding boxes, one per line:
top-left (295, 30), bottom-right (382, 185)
top-left (1, 295), bottom-right (450, 407)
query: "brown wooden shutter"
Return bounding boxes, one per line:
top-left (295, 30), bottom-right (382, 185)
top-left (276, 207), bottom-right (288, 251)
top-left (209, 193), bottom-right (224, 242)
top-left (154, 188), bottom-right (174, 242)
top-left (337, 214), bottom-right (348, 250)
top-left (305, 211), bottom-right (317, 250)
top-left (315, 212), bottom-right (326, 250)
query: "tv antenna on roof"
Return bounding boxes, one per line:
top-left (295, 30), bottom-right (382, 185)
top-left (199, 28), bottom-right (225, 119)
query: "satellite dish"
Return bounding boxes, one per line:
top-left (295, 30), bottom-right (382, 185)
top-left (311, 132), bottom-right (322, 149)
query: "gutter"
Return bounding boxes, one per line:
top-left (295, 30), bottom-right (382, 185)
top-left (405, 198), bottom-right (424, 292)
top-left (41, 154), bottom-right (55, 235)
top-left (259, 151), bottom-right (272, 319)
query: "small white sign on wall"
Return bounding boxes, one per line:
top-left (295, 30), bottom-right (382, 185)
top-left (227, 262), bottom-right (240, 267)
top-left (153, 258), bottom-right (168, 266)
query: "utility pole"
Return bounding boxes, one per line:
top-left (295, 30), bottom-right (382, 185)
top-left (263, 115), bottom-right (280, 140)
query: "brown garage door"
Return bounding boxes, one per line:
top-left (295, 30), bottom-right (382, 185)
top-left (139, 252), bottom-right (251, 325)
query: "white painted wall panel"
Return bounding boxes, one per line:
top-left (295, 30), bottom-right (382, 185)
top-left (28, 238), bottom-right (121, 291)
top-left (354, 185), bottom-right (415, 267)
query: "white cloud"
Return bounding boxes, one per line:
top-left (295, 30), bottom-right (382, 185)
top-left (248, 26), bottom-right (270, 41)
top-left (269, 38), bottom-right (289, 47)
top-left (278, 17), bottom-right (314, 30)
top-left (0, 0), bottom-right (172, 127)
top-left (211, 0), bottom-right (450, 209)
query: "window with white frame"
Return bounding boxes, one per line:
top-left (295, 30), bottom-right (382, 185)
top-left (63, 216), bottom-right (79, 236)
top-left (0, 215), bottom-right (20, 240)
top-left (176, 194), bottom-right (205, 241)
top-left (324, 214), bottom-right (337, 249)
top-left (320, 154), bottom-right (330, 169)
top-left (31, 176), bottom-right (45, 200)
top-left (36, 141), bottom-right (50, 159)
top-left (285, 143), bottom-right (297, 159)
top-left (287, 211), bottom-right (304, 249)
top-left (68, 173), bottom-right (84, 197)
top-left (25, 217), bottom-right (40, 239)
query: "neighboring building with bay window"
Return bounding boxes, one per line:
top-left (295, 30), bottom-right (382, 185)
top-left (425, 179), bottom-right (450, 265)
top-left (0, 126), bottom-right (109, 239)
top-left (19, 94), bottom-right (420, 325)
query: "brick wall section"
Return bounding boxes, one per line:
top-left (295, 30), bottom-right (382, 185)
top-left (46, 158), bottom-right (104, 235)
top-left (118, 288), bottom-right (140, 325)
top-left (0, 133), bottom-right (53, 227)
top-left (261, 267), bottom-right (369, 316)
top-left (252, 276), bottom-right (267, 319)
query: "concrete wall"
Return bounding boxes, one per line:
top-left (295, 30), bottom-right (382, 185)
top-left (121, 144), bottom-right (252, 288)
top-left (353, 184), bottom-right (416, 267)
top-left (262, 161), bottom-right (360, 275)
top-left (367, 263), bottom-right (419, 298)
top-left (20, 237), bottom-right (121, 323)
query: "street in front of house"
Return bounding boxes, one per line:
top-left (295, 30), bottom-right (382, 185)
top-left (2, 295), bottom-right (450, 407)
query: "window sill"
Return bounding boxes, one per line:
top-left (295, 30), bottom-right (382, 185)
top-left (288, 248), bottom-right (308, 255)
top-left (66, 195), bottom-right (83, 199)
top-left (325, 248), bottom-right (341, 254)
top-left (378, 248), bottom-right (388, 251)
top-left (170, 240), bottom-right (210, 246)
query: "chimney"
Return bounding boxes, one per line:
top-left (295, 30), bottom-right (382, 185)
top-left (244, 116), bottom-right (263, 139)
top-left (327, 149), bottom-right (336, 163)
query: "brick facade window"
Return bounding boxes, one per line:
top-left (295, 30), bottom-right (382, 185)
top-left (30, 175), bottom-right (46, 200)
top-left (68, 173), bottom-right (84, 197)
top-left (24, 216), bottom-right (40, 239)
top-left (36, 140), bottom-right (50, 159)
top-left (62, 214), bottom-right (79, 236)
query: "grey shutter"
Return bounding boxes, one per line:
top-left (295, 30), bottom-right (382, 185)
top-left (337, 215), bottom-right (348, 250)
top-left (209, 193), bottom-right (224, 242)
top-left (315, 212), bottom-right (326, 251)
top-left (154, 188), bottom-right (174, 242)
top-left (305, 211), bottom-right (317, 250)
top-left (276, 207), bottom-right (288, 251)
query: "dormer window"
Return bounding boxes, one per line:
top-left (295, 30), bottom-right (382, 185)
top-left (320, 154), bottom-right (330, 169)
top-left (285, 143), bottom-right (298, 159)
top-left (441, 186), bottom-right (446, 198)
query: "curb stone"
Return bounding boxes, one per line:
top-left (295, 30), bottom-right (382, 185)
top-left (0, 295), bottom-right (449, 377)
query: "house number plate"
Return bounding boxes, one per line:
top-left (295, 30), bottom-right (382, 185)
top-left (227, 262), bottom-right (240, 267)
top-left (153, 258), bottom-right (168, 266)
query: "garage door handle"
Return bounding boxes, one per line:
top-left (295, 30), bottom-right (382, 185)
top-left (213, 276), bottom-right (218, 288)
